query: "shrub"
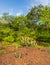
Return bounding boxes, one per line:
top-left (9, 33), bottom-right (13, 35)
top-left (3, 36), bottom-right (14, 43)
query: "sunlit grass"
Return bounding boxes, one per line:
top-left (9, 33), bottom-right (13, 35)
top-left (0, 49), bottom-right (7, 54)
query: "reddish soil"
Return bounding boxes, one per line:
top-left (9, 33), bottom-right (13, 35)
top-left (0, 46), bottom-right (50, 65)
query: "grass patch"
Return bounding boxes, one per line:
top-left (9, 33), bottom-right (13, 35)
top-left (34, 45), bottom-right (45, 49)
top-left (46, 46), bottom-right (50, 53)
top-left (0, 49), bottom-right (7, 54)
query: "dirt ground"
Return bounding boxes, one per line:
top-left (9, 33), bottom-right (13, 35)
top-left (0, 46), bottom-right (50, 65)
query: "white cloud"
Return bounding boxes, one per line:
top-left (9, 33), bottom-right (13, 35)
top-left (27, 0), bottom-right (49, 8)
top-left (25, 0), bottom-right (50, 14)
top-left (38, 0), bottom-right (49, 6)
top-left (9, 8), bottom-right (14, 15)
top-left (0, 14), bottom-right (2, 17)
top-left (0, 8), bottom-right (14, 16)
top-left (16, 12), bottom-right (23, 16)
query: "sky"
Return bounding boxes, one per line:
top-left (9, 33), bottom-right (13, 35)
top-left (0, 0), bottom-right (50, 16)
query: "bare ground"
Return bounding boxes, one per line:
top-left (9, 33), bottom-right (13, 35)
top-left (0, 46), bottom-right (50, 65)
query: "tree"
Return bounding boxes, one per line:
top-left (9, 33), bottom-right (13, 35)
top-left (26, 4), bottom-right (44, 30)
top-left (12, 16), bottom-right (27, 31)
top-left (40, 6), bottom-right (50, 30)
top-left (2, 13), bottom-right (15, 23)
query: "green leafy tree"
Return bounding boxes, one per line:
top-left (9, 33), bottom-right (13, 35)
top-left (12, 16), bottom-right (27, 31)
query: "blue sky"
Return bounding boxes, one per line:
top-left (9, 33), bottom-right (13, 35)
top-left (0, 0), bottom-right (50, 16)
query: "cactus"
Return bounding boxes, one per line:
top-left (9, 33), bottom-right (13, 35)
top-left (20, 36), bottom-right (36, 47)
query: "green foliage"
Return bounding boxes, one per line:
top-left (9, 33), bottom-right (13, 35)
top-left (3, 36), bottom-right (14, 42)
top-left (0, 5), bottom-right (50, 47)
top-left (12, 16), bottom-right (27, 31)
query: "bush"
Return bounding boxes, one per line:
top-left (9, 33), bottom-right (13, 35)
top-left (3, 36), bottom-right (14, 42)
